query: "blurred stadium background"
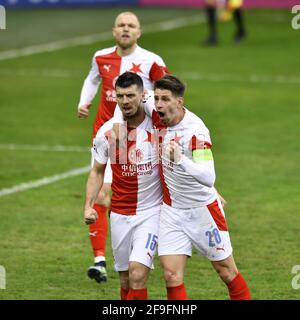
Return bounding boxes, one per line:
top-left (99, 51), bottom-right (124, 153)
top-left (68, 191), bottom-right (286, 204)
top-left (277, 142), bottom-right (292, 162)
top-left (0, 0), bottom-right (299, 299)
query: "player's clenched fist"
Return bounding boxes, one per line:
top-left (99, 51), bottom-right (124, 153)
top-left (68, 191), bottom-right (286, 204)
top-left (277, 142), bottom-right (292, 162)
top-left (164, 141), bottom-right (182, 163)
top-left (84, 207), bottom-right (98, 224)
top-left (78, 104), bottom-right (92, 119)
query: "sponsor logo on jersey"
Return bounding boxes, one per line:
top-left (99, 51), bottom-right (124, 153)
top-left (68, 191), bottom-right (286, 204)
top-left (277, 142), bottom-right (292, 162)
top-left (103, 64), bottom-right (111, 72)
top-left (121, 162), bottom-right (153, 177)
top-left (105, 90), bottom-right (116, 102)
top-left (89, 231), bottom-right (98, 237)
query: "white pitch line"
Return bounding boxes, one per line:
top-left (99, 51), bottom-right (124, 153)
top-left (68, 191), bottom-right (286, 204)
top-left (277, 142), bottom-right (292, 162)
top-left (0, 166), bottom-right (90, 197)
top-left (0, 144), bottom-right (90, 153)
top-left (0, 64), bottom-right (298, 86)
top-left (0, 68), bottom-right (73, 78)
top-left (1, 67), bottom-right (298, 86)
top-left (0, 15), bottom-right (204, 61)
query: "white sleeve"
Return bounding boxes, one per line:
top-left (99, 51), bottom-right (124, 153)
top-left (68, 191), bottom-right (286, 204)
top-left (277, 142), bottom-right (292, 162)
top-left (92, 134), bottom-right (109, 164)
top-left (177, 155), bottom-right (216, 188)
top-left (78, 54), bottom-right (101, 107)
top-left (156, 55), bottom-right (166, 67)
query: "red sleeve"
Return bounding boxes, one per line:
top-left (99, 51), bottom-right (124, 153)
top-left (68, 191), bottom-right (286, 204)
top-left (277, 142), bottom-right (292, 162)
top-left (149, 62), bottom-right (170, 81)
top-left (189, 135), bottom-right (212, 151)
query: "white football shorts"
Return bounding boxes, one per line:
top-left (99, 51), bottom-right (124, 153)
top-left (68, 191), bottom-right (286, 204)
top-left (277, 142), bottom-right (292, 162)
top-left (158, 198), bottom-right (233, 261)
top-left (110, 207), bottom-right (160, 272)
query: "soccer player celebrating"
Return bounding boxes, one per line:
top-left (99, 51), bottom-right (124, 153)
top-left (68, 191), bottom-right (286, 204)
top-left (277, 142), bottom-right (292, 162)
top-left (153, 75), bottom-right (251, 300)
top-left (84, 72), bottom-right (162, 300)
top-left (77, 11), bottom-right (168, 283)
top-left (114, 74), bottom-right (250, 300)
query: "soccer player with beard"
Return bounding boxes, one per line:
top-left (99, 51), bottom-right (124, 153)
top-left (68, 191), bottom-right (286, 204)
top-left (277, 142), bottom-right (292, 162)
top-left (84, 72), bottom-right (162, 300)
top-left (77, 12), bottom-right (168, 283)
top-left (114, 74), bottom-right (251, 300)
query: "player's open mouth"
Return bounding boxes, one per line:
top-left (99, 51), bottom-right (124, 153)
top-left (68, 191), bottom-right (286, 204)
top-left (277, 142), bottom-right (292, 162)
top-left (158, 111), bottom-right (165, 118)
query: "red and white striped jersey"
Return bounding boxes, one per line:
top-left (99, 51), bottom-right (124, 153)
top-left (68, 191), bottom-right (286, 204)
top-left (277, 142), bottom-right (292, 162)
top-left (142, 93), bottom-right (218, 208)
top-left (79, 45), bottom-right (168, 137)
top-left (113, 93), bottom-right (218, 208)
top-left (92, 114), bottom-right (162, 215)
top-left (156, 110), bottom-right (217, 208)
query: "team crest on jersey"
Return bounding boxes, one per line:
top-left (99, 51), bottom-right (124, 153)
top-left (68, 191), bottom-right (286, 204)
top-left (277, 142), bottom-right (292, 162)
top-left (128, 147), bottom-right (144, 164)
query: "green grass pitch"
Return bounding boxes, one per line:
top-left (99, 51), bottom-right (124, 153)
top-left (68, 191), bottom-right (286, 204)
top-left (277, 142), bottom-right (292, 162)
top-left (0, 7), bottom-right (299, 300)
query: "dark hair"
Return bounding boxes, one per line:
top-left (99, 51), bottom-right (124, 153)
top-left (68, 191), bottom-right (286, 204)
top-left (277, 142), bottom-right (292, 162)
top-left (115, 72), bottom-right (144, 91)
top-left (154, 75), bottom-right (186, 97)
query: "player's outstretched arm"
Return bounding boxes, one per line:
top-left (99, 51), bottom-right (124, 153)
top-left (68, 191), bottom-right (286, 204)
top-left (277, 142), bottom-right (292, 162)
top-left (84, 162), bottom-right (106, 224)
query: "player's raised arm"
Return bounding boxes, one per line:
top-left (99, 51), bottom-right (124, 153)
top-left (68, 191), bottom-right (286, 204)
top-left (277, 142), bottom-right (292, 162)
top-left (164, 137), bottom-right (216, 188)
top-left (179, 147), bottom-right (216, 187)
top-left (78, 54), bottom-right (101, 119)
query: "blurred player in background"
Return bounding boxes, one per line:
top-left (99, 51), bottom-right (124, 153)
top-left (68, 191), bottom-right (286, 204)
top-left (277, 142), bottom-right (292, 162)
top-left (154, 75), bottom-right (250, 300)
top-left (77, 11), bottom-right (168, 283)
top-left (84, 72), bottom-right (162, 300)
top-left (204, 0), bottom-right (246, 45)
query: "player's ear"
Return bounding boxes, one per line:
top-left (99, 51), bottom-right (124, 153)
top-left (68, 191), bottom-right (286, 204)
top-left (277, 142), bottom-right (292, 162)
top-left (136, 28), bottom-right (142, 40)
top-left (112, 27), bottom-right (116, 38)
top-left (177, 97), bottom-right (184, 107)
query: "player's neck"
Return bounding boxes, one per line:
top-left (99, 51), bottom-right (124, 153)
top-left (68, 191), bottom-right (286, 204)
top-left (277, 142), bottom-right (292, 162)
top-left (116, 43), bottom-right (138, 57)
top-left (125, 106), bottom-right (145, 128)
top-left (169, 108), bottom-right (185, 127)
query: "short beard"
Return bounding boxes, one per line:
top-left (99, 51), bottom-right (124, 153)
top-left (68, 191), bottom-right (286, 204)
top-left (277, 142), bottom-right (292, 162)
top-left (117, 40), bottom-right (135, 50)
